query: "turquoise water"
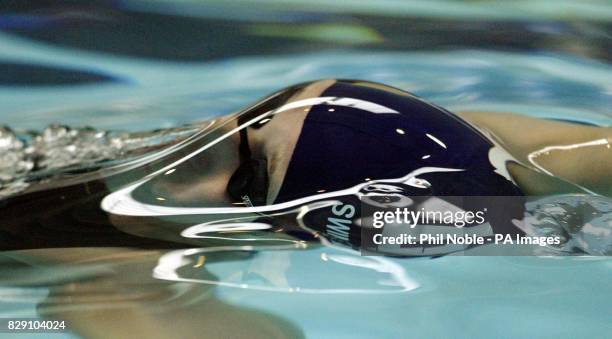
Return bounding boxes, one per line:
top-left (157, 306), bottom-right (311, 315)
top-left (0, 1), bottom-right (611, 338)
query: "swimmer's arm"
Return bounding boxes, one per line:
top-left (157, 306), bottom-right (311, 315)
top-left (458, 112), bottom-right (612, 196)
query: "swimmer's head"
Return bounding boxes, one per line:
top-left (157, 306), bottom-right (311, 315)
top-left (101, 79), bottom-right (524, 252)
top-left (124, 79), bottom-right (521, 209)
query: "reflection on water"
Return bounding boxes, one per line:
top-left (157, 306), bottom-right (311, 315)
top-left (1, 244), bottom-right (418, 338)
top-left (0, 1), bottom-right (611, 338)
top-left (153, 246), bottom-right (419, 294)
top-left (0, 248), bottom-right (307, 338)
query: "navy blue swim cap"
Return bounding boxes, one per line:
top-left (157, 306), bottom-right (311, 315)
top-left (275, 80), bottom-right (523, 203)
top-left (266, 80), bottom-right (525, 251)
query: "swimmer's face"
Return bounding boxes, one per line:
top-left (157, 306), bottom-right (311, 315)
top-left (135, 80), bottom-right (336, 207)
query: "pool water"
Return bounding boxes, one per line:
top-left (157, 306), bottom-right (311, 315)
top-left (0, 1), bottom-right (611, 338)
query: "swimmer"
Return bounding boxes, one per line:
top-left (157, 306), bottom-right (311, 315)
top-left (0, 79), bottom-right (610, 253)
